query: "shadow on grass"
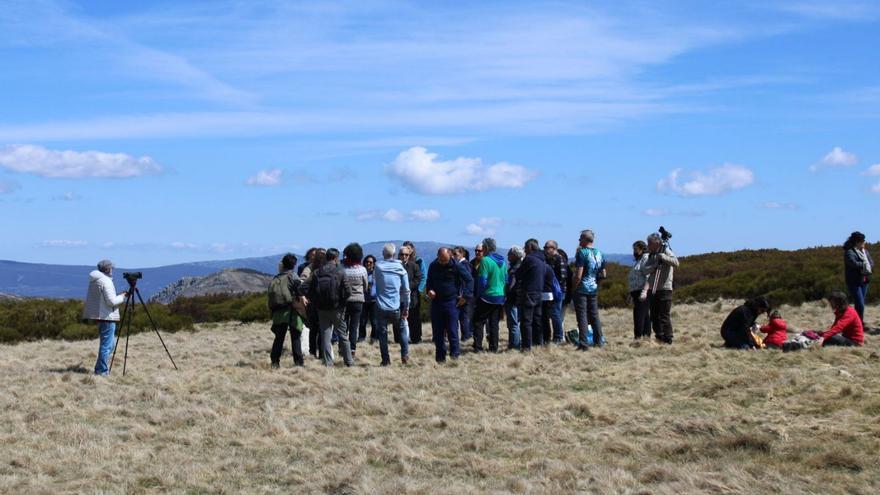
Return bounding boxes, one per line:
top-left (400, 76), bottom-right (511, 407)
top-left (46, 362), bottom-right (89, 374)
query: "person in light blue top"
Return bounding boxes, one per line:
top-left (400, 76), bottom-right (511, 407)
top-left (573, 229), bottom-right (606, 350)
top-left (373, 243), bottom-right (411, 365)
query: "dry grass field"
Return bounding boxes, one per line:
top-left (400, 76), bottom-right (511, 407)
top-left (1, 300), bottom-right (878, 494)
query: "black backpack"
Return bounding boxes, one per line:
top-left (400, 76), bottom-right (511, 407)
top-left (313, 264), bottom-right (347, 310)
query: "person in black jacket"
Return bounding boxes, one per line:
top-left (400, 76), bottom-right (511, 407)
top-left (516, 239), bottom-right (548, 352)
top-left (542, 240), bottom-right (568, 344)
top-left (426, 247), bottom-right (474, 362)
top-left (453, 246), bottom-right (475, 341)
top-left (720, 297), bottom-right (770, 349)
top-left (398, 246), bottom-right (423, 344)
top-left (303, 248), bottom-right (353, 367)
top-left (843, 231), bottom-right (873, 325)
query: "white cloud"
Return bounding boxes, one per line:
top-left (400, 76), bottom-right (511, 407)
top-left (0, 144), bottom-right (161, 178)
top-left (0, 180), bottom-right (20, 194)
top-left (170, 241), bottom-right (199, 250)
top-left (872, 182), bottom-right (880, 194)
top-left (657, 164), bottom-right (755, 196)
top-left (387, 147), bottom-right (537, 195)
top-left (52, 191), bottom-right (81, 201)
top-left (762, 201), bottom-right (798, 210)
top-left (862, 163), bottom-right (880, 176)
top-left (382, 208), bottom-right (405, 222)
top-left (245, 168), bottom-right (282, 186)
top-left (410, 209), bottom-right (441, 222)
top-left (465, 217), bottom-right (502, 237)
top-left (354, 208), bottom-right (442, 222)
top-left (810, 146), bottom-right (858, 172)
top-left (643, 208), bottom-right (668, 217)
top-left (42, 240), bottom-right (88, 248)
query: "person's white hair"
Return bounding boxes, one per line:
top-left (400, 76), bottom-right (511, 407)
top-left (97, 259), bottom-right (113, 274)
top-left (382, 243), bottom-right (396, 259)
top-left (508, 246), bottom-right (525, 261)
top-left (580, 230), bottom-right (595, 243)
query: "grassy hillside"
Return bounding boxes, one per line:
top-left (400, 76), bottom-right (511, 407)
top-left (1, 301), bottom-right (877, 494)
top-left (599, 243), bottom-right (877, 309)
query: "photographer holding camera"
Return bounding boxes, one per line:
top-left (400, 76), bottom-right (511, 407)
top-left (83, 260), bottom-right (128, 376)
top-left (639, 228), bottom-right (679, 345)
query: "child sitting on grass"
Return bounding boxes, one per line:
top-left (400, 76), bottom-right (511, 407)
top-left (760, 310), bottom-right (788, 349)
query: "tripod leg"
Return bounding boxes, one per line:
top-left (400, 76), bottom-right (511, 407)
top-left (109, 293), bottom-right (132, 373)
top-left (135, 288), bottom-right (179, 370)
top-left (122, 294), bottom-right (135, 376)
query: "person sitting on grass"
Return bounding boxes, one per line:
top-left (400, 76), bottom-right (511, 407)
top-left (720, 297), bottom-right (770, 349)
top-left (819, 291), bottom-right (864, 347)
top-left (759, 309), bottom-right (788, 349)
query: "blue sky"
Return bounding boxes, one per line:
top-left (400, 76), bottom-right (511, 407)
top-left (1, 0), bottom-right (878, 267)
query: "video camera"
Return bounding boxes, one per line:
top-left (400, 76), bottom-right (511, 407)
top-left (658, 226), bottom-right (672, 244)
top-left (123, 272), bottom-right (143, 285)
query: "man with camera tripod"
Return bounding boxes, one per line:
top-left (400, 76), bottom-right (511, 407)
top-left (639, 231), bottom-right (680, 345)
top-left (83, 259), bottom-right (127, 376)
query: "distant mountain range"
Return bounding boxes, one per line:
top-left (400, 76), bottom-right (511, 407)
top-left (0, 240), bottom-right (631, 300)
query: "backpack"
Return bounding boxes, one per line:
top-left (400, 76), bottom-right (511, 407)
top-left (267, 273), bottom-right (295, 311)
top-left (551, 273), bottom-right (564, 302)
top-left (314, 265), bottom-right (347, 310)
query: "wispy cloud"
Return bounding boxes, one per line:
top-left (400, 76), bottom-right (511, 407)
top-left (776, 1), bottom-right (880, 21)
top-left (810, 146), bottom-right (858, 172)
top-left (354, 208), bottom-right (442, 223)
top-left (657, 164), bottom-right (755, 197)
top-left (42, 239), bottom-right (88, 248)
top-left (0, 144), bottom-right (161, 178)
top-left (762, 201), bottom-right (799, 210)
top-left (643, 208), bottom-right (669, 217)
top-left (387, 147), bottom-right (537, 195)
top-left (0, 1), bottom-right (753, 142)
top-left (0, 0), bottom-right (253, 105)
top-left (245, 168), bottom-right (282, 186)
top-left (861, 164), bottom-right (880, 176)
top-left (465, 217), bottom-right (502, 237)
top-left (52, 191), bottom-right (82, 201)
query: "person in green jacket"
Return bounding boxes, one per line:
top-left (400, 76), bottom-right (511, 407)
top-left (472, 237), bottom-right (508, 353)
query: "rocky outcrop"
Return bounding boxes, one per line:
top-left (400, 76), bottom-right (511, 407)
top-left (150, 269), bottom-right (273, 304)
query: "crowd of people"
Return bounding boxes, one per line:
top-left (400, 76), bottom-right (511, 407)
top-left (83, 230), bottom-right (872, 373)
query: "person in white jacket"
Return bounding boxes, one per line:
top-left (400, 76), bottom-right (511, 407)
top-left (83, 260), bottom-right (127, 375)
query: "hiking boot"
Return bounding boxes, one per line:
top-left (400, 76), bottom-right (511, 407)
top-left (271, 362), bottom-right (280, 369)
top-left (380, 360), bottom-right (391, 367)
top-left (402, 356), bottom-right (409, 365)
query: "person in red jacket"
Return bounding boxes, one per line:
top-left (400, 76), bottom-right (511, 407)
top-left (760, 310), bottom-right (788, 349)
top-left (820, 291), bottom-right (865, 347)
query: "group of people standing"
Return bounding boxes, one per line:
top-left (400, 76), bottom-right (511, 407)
top-left (267, 229), bottom-right (682, 367)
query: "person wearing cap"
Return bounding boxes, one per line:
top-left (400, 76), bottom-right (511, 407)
top-left (83, 259), bottom-right (128, 375)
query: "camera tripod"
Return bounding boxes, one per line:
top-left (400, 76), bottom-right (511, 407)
top-left (109, 279), bottom-right (178, 376)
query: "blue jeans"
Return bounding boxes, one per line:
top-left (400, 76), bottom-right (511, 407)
top-left (376, 308), bottom-right (409, 364)
top-left (95, 322), bottom-right (116, 375)
top-left (431, 298), bottom-right (460, 361)
top-left (848, 283), bottom-right (868, 324)
top-left (459, 297), bottom-right (473, 340)
top-left (552, 298), bottom-right (565, 342)
top-left (505, 302), bottom-right (520, 349)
